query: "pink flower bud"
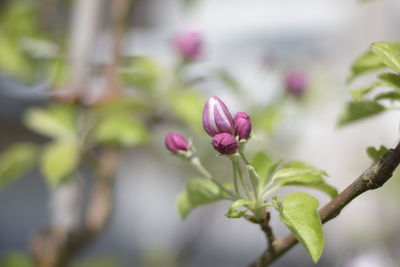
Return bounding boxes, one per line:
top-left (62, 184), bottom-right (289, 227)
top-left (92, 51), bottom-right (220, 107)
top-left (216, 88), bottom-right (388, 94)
top-left (234, 112), bottom-right (252, 140)
top-left (165, 132), bottom-right (189, 153)
top-left (212, 133), bottom-right (238, 155)
top-left (202, 96), bottom-right (235, 137)
top-left (174, 32), bottom-right (202, 60)
top-left (285, 71), bottom-right (307, 97)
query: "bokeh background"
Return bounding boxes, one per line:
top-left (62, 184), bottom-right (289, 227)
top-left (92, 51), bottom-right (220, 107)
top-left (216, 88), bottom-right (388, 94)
top-left (0, 0), bottom-right (400, 266)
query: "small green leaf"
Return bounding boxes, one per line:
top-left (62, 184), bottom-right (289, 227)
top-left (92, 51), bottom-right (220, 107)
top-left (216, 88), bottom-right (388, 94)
top-left (0, 143), bottom-right (38, 189)
top-left (176, 191), bottom-right (192, 219)
top-left (378, 72), bottom-right (400, 89)
top-left (41, 141), bottom-right (79, 185)
top-left (252, 152), bottom-right (272, 182)
top-left (370, 42), bottom-right (400, 74)
top-left (347, 50), bottom-right (385, 83)
top-left (272, 161), bottom-right (327, 181)
top-left (186, 178), bottom-right (227, 205)
top-left (271, 162), bottom-right (336, 198)
top-left (350, 85), bottom-right (375, 102)
top-left (276, 174), bottom-right (337, 198)
top-left (366, 145), bottom-right (388, 161)
top-left (225, 199), bottom-right (251, 218)
top-left (24, 104), bottom-right (76, 139)
top-left (176, 178), bottom-right (228, 219)
top-left (337, 101), bottom-right (386, 127)
top-left (93, 113), bottom-right (148, 146)
top-left (374, 91), bottom-right (400, 101)
top-left (276, 192), bottom-right (324, 263)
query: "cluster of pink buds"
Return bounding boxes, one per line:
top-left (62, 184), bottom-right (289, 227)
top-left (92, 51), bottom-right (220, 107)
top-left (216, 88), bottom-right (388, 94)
top-left (165, 96), bottom-right (252, 156)
top-left (202, 96), bottom-right (251, 155)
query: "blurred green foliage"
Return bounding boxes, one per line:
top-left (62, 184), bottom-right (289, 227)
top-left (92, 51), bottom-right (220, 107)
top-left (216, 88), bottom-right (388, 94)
top-left (340, 41), bottom-right (400, 127)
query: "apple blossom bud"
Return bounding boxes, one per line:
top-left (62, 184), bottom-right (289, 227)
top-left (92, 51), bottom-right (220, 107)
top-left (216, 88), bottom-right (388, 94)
top-left (285, 71), bottom-right (307, 97)
top-left (234, 112), bottom-right (251, 140)
top-left (202, 96), bottom-right (235, 137)
top-left (165, 132), bottom-right (189, 153)
top-left (212, 133), bottom-right (238, 155)
top-left (174, 32), bottom-right (202, 61)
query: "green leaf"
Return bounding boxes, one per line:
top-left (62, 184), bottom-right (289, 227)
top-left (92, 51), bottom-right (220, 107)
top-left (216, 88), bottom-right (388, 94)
top-left (370, 42), bottom-right (400, 74)
top-left (272, 161), bottom-right (327, 181)
top-left (374, 91), bottom-right (400, 101)
top-left (276, 174), bottom-right (337, 198)
top-left (347, 50), bottom-right (385, 83)
top-left (41, 141), bottom-right (79, 185)
top-left (225, 199), bottom-right (251, 218)
top-left (276, 192), bottom-right (324, 263)
top-left (0, 252), bottom-right (32, 267)
top-left (176, 178), bottom-right (228, 219)
top-left (93, 113), bottom-right (148, 146)
top-left (252, 152), bottom-right (272, 181)
top-left (337, 101), bottom-right (386, 127)
top-left (24, 104), bottom-right (76, 139)
top-left (366, 145), bottom-right (388, 161)
top-left (378, 72), bottom-right (400, 90)
top-left (0, 143), bottom-right (38, 189)
top-left (350, 85), bottom-right (375, 102)
top-left (270, 161), bottom-right (336, 198)
top-left (176, 191), bottom-right (192, 219)
top-left (186, 178), bottom-right (227, 205)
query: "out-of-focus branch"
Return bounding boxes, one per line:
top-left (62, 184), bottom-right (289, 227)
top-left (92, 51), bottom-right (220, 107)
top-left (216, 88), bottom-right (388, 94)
top-left (31, 0), bottom-right (133, 266)
top-left (248, 141), bottom-right (400, 267)
top-left (31, 148), bottom-right (120, 267)
top-left (69, 0), bottom-right (102, 95)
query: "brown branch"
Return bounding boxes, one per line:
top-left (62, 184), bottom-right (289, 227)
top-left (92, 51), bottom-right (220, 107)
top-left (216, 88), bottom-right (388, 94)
top-left (31, 148), bottom-right (120, 267)
top-left (249, 141), bottom-right (400, 267)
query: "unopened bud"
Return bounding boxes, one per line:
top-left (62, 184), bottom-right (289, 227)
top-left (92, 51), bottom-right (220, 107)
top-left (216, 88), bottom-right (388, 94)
top-left (174, 32), bottom-right (202, 61)
top-left (285, 71), bottom-right (307, 97)
top-left (212, 133), bottom-right (238, 155)
top-left (202, 96), bottom-right (235, 137)
top-left (165, 132), bottom-right (189, 153)
top-left (234, 112), bottom-right (251, 140)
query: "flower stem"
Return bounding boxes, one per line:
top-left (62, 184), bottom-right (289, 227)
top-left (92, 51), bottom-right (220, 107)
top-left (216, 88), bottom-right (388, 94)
top-left (230, 158), bottom-right (242, 198)
top-left (190, 156), bottom-right (237, 200)
top-left (234, 157), bottom-right (253, 200)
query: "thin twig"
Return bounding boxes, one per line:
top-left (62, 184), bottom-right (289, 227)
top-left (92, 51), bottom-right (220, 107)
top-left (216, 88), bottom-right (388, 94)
top-left (248, 141), bottom-right (400, 267)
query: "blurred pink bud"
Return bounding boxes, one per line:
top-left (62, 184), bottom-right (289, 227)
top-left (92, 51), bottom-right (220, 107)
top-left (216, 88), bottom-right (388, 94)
top-left (202, 96), bottom-right (235, 137)
top-left (165, 132), bottom-right (189, 153)
top-left (212, 133), bottom-right (238, 155)
top-left (285, 71), bottom-right (307, 97)
top-left (234, 112), bottom-right (252, 140)
top-left (174, 32), bottom-right (202, 60)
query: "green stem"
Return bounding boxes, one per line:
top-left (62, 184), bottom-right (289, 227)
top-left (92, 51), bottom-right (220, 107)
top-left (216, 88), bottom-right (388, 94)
top-left (239, 151), bottom-right (251, 165)
top-left (230, 158), bottom-right (242, 198)
top-left (190, 157), bottom-right (237, 200)
top-left (234, 158), bottom-right (253, 200)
